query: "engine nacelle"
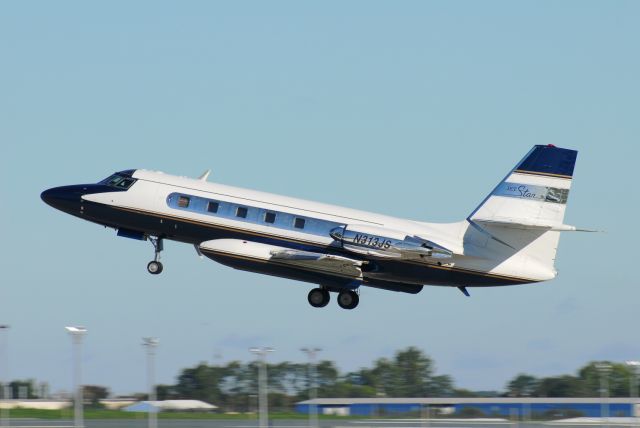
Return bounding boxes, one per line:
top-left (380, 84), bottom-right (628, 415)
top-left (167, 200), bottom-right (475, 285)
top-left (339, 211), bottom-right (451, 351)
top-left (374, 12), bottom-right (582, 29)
top-left (330, 224), bottom-right (452, 259)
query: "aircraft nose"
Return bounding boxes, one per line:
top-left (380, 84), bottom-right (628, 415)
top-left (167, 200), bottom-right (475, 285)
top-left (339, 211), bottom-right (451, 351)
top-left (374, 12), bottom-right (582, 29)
top-left (41, 185), bottom-right (85, 213)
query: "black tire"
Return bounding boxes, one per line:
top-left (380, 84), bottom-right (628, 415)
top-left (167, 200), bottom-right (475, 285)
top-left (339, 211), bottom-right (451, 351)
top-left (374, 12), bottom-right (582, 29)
top-left (337, 290), bottom-right (359, 310)
top-left (147, 261), bottom-right (163, 275)
top-left (320, 288), bottom-right (330, 306)
top-left (308, 288), bottom-right (329, 308)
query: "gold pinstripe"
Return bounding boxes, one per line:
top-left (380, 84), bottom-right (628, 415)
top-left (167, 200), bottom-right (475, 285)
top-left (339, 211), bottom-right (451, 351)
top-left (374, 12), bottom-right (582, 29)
top-left (513, 169), bottom-right (572, 179)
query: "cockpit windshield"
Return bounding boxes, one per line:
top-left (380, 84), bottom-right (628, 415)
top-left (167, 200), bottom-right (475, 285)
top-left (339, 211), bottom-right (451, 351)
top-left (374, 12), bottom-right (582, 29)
top-left (99, 173), bottom-right (137, 190)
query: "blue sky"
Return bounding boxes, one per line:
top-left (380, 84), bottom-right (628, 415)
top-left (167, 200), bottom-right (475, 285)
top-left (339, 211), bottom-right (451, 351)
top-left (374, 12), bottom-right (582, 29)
top-left (2, 1), bottom-right (639, 395)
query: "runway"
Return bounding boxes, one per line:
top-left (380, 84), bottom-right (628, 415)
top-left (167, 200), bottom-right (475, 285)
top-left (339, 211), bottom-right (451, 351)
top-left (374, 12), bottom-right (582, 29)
top-left (3, 418), bottom-right (640, 428)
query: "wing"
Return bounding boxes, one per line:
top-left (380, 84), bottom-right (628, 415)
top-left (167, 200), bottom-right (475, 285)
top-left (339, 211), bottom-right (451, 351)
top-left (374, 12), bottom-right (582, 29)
top-left (199, 239), bottom-right (364, 279)
top-left (269, 248), bottom-right (363, 278)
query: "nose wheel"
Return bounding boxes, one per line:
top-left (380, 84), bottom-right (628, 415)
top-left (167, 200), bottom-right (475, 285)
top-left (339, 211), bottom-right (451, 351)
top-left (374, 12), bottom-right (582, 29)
top-left (147, 236), bottom-right (164, 275)
top-left (147, 260), bottom-right (163, 274)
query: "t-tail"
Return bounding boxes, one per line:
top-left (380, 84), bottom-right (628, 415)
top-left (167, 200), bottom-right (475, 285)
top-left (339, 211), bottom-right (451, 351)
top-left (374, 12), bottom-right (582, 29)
top-left (466, 145), bottom-right (582, 281)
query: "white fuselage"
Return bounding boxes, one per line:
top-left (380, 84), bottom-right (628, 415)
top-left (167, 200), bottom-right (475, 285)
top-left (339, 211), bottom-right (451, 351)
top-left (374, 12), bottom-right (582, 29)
top-left (41, 145), bottom-right (579, 308)
top-left (81, 170), bottom-right (551, 285)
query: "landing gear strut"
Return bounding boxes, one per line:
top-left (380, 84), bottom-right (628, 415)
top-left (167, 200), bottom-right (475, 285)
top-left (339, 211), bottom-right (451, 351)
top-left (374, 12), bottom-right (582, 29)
top-left (337, 290), bottom-right (359, 310)
top-left (308, 288), bottom-right (330, 308)
top-left (147, 236), bottom-right (164, 275)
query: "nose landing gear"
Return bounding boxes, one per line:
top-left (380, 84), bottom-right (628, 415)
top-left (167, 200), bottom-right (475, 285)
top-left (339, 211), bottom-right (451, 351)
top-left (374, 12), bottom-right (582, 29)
top-left (147, 237), bottom-right (164, 275)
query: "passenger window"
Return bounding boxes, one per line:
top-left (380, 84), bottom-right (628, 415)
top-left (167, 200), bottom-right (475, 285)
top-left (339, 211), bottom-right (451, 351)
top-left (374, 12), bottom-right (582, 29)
top-left (207, 201), bottom-right (219, 213)
top-left (294, 218), bottom-right (306, 229)
top-left (264, 212), bottom-right (276, 224)
top-left (236, 207), bottom-right (248, 218)
top-left (178, 196), bottom-right (190, 208)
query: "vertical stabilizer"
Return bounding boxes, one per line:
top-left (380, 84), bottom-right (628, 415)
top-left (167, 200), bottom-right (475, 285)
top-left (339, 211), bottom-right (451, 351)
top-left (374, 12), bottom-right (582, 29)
top-left (467, 145), bottom-right (578, 280)
top-left (469, 145), bottom-right (577, 228)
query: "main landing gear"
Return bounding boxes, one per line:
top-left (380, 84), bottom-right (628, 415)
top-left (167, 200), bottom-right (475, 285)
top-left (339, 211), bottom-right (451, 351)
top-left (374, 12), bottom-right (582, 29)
top-left (308, 288), bottom-right (359, 310)
top-left (337, 290), bottom-right (359, 310)
top-left (146, 236), bottom-right (164, 275)
top-left (308, 288), bottom-right (330, 308)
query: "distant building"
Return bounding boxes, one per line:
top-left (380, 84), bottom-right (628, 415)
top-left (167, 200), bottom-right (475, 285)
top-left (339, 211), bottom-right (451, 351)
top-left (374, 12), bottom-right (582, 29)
top-left (100, 398), bottom-right (137, 409)
top-left (0, 398), bottom-right (136, 410)
top-left (296, 398), bottom-right (640, 418)
top-left (123, 400), bottom-right (217, 413)
top-left (0, 399), bottom-right (70, 410)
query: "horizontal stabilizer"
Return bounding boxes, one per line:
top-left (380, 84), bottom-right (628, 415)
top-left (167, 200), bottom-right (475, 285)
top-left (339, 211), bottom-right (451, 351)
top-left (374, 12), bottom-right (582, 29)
top-left (472, 218), bottom-right (595, 232)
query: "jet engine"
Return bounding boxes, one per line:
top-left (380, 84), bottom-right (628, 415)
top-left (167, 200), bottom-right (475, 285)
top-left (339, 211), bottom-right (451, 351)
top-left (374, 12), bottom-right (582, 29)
top-left (330, 224), bottom-right (452, 260)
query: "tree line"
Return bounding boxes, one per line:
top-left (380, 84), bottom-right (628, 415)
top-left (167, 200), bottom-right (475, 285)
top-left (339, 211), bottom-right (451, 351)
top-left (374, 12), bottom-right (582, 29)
top-left (505, 362), bottom-right (637, 398)
top-left (156, 347), bottom-right (455, 411)
top-left (3, 347), bottom-right (638, 412)
top-left (155, 347), bottom-right (638, 411)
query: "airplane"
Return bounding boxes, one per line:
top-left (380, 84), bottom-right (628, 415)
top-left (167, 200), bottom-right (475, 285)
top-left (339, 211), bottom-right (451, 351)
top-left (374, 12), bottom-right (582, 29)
top-left (41, 145), bottom-right (586, 310)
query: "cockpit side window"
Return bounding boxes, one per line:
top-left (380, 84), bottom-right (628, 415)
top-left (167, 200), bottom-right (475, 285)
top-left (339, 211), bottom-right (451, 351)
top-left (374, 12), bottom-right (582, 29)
top-left (99, 174), bottom-right (137, 189)
top-left (99, 174), bottom-right (121, 185)
top-left (116, 178), bottom-right (135, 188)
top-left (109, 176), bottom-right (124, 186)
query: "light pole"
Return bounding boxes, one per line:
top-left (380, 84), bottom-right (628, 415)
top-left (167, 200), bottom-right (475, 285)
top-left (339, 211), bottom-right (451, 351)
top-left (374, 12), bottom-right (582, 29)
top-left (421, 403), bottom-right (430, 428)
top-left (248, 394), bottom-right (257, 415)
top-left (626, 361), bottom-right (640, 398)
top-left (0, 325), bottom-right (9, 428)
top-left (212, 351), bottom-right (223, 367)
top-left (521, 393), bottom-right (530, 422)
top-left (596, 362), bottom-right (612, 427)
top-left (65, 326), bottom-right (87, 428)
top-left (626, 361), bottom-right (640, 420)
top-left (142, 338), bottom-right (159, 428)
top-left (249, 347), bottom-right (274, 428)
top-left (301, 348), bottom-right (321, 428)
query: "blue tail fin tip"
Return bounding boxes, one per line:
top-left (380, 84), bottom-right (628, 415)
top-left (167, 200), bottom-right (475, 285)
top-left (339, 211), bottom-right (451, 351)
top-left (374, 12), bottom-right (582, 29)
top-left (515, 145), bottom-right (578, 178)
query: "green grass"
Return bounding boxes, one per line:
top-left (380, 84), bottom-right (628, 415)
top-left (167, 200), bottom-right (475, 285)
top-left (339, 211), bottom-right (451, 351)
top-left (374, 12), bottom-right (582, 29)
top-left (3, 408), bottom-right (356, 420)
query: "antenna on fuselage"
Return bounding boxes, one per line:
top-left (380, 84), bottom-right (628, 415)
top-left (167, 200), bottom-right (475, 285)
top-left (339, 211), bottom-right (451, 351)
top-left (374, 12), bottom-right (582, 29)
top-left (198, 169), bottom-right (211, 181)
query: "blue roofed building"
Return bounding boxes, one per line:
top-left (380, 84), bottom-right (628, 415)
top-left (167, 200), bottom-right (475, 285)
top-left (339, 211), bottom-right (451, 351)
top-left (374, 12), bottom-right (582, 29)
top-left (296, 398), bottom-right (639, 419)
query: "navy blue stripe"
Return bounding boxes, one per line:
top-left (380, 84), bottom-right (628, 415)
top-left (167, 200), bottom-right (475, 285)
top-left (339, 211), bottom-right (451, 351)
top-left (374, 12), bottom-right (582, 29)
top-left (516, 145), bottom-right (577, 177)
